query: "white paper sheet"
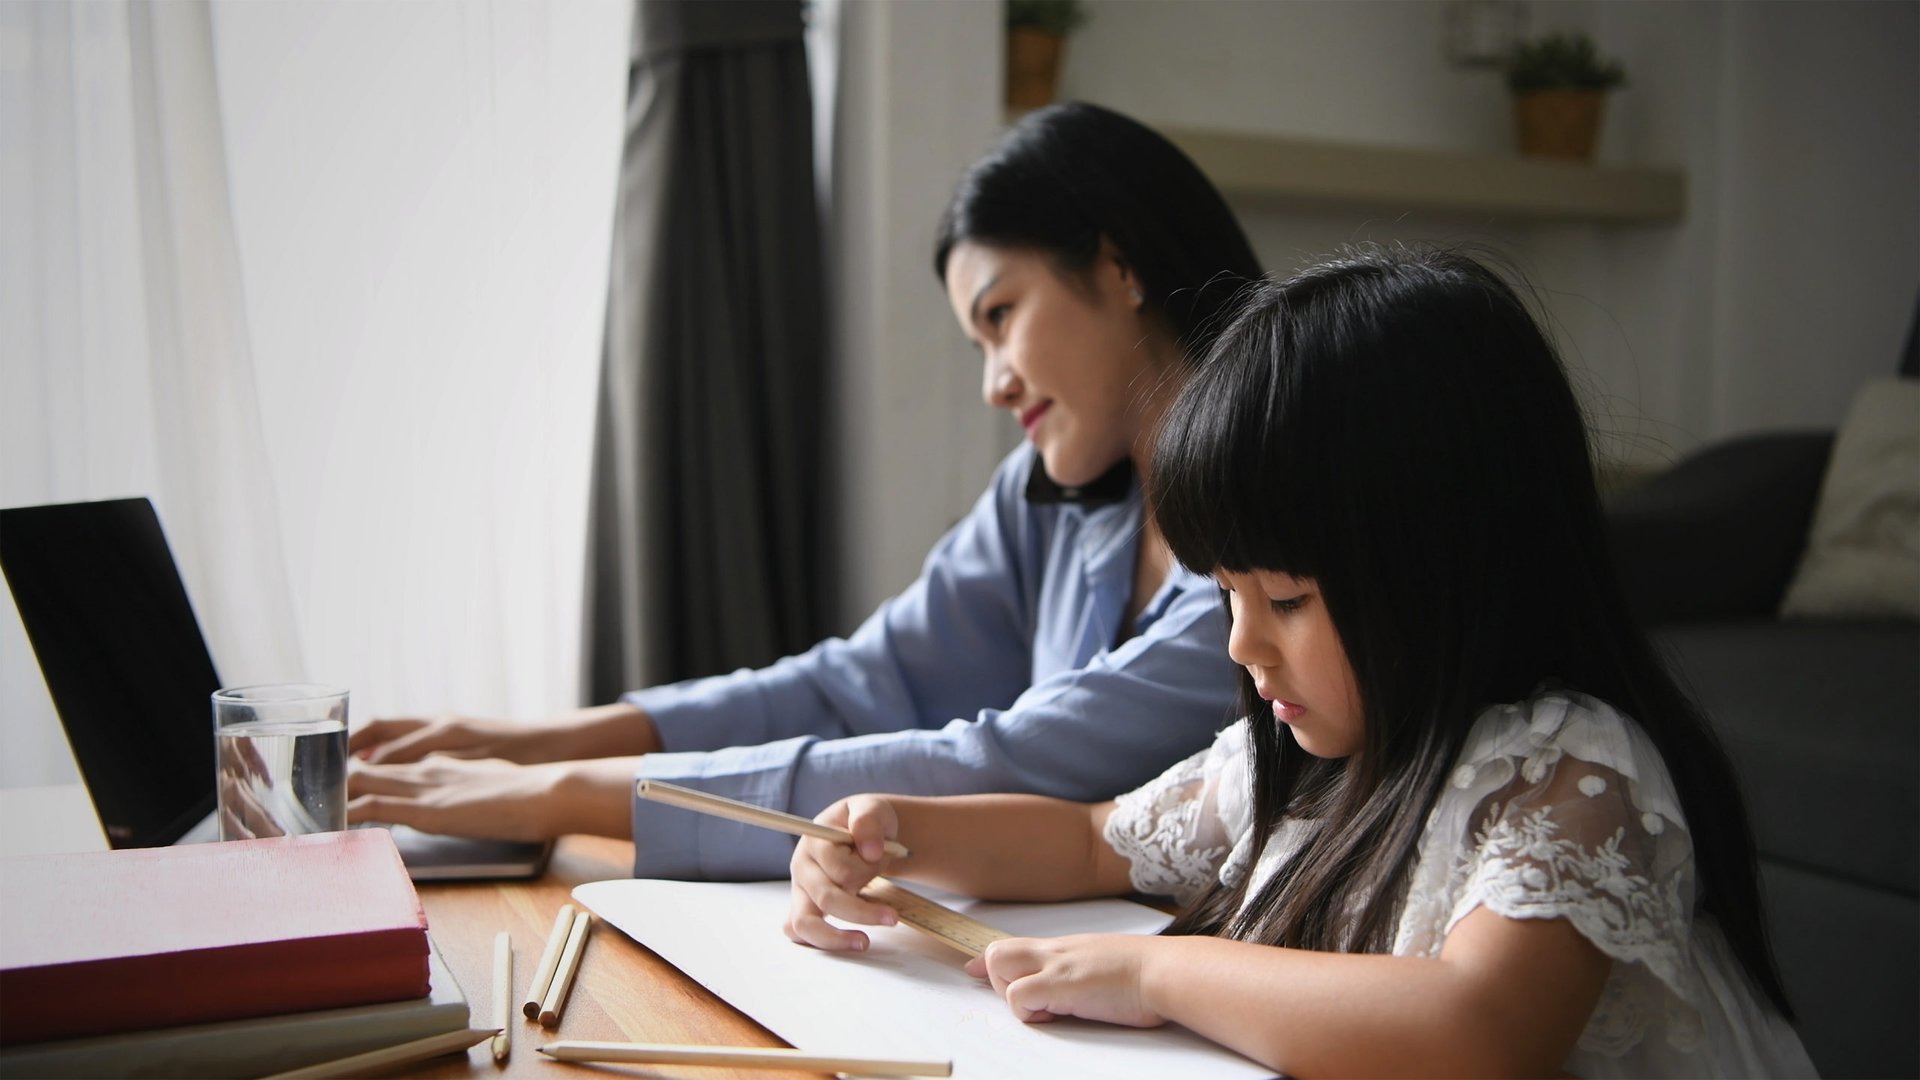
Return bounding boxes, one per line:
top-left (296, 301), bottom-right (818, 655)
top-left (573, 879), bottom-right (1275, 1079)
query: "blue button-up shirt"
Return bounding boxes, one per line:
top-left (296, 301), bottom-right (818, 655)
top-left (624, 445), bottom-right (1238, 879)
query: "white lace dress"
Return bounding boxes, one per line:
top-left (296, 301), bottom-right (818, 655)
top-left (1102, 689), bottom-right (1817, 1078)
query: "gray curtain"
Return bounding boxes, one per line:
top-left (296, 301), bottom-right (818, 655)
top-left (586, 0), bottom-right (831, 700)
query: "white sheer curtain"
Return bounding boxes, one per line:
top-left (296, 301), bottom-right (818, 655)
top-left (1, 0), bottom-right (301, 787)
top-left (1, 0), bottom-right (629, 787)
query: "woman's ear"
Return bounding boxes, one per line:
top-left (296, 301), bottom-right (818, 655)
top-left (1099, 238), bottom-right (1145, 310)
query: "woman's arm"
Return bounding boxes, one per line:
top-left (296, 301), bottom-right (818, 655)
top-left (785, 793), bottom-right (1136, 952)
top-left (974, 905), bottom-right (1610, 1078)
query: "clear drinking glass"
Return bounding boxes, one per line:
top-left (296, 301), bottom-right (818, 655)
top-left (213, 684), bottom-right (349, 841)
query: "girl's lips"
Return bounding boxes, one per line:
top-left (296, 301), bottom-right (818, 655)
top-left (1272, 699), bottom-right (1305, 723)
top-left (1018, 402), bottom-right (1052, 432)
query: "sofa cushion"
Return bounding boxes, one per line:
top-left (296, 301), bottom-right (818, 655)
top-left (1781, 377), bottom-right (1920, 620)
top-left (1654, 621), bottom-right (1919, 894)
top-left (1608, 433), bottom-right (1832, 625)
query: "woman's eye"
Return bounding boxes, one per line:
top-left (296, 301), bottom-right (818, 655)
top-left (984, 303), bottom-right (1011, 328)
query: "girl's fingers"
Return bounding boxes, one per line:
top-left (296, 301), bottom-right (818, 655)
top-left (1005, 975), bottom-right (1058, 1024)
top-left (798, 868), bottom-right (898, 928)
top-left (783, 898), bottom-right (872, 952)
top-left (978, 938), bottom-right (1048, 1015)
top-left (842, 799), bottom-right (896, 863)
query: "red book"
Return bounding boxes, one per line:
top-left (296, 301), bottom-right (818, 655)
top-left (0, 829), bottom-right (429, 1044)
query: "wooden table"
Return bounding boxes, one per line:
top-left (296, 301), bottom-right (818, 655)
top-left (412, 836), bottom-right (825, 1080)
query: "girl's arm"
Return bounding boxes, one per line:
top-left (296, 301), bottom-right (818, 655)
top-left (975, 905), bottom-right (1611, 1078)
top-left (785, 793), bottom-right (1136, 952)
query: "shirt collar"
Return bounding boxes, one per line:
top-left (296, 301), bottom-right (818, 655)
top-left (1023, 458), bottom-right (1135, 505)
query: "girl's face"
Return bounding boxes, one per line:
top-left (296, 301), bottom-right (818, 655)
top-left (1216, 570), bottom-right (1364, 759)
top-left (944, 241), bottom-right (1169, 488)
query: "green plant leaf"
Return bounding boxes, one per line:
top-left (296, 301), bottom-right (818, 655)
top-left (1505, 31), bottom-right (1627, 93)
top-left (1007, 0), bottom-right (1088, 36)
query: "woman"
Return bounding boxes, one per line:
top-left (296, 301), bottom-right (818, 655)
top-left (347, 103), bottom-right (1265, 880)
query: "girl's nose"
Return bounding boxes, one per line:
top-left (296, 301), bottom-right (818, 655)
top-left (1225, 607), bottom-right (1277, 669)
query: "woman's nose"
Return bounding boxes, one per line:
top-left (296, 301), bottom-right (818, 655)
top-left (982, 353), bottom-right (1022, 408)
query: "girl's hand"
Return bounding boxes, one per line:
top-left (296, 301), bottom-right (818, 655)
top-left (784, 795), bottom-right (903, 952)
top-left (965, 934), bottom-right (1164, 1028)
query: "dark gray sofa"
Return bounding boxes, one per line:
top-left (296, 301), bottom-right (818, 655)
top-left (1607, 429), bottom-right (1919, 1078)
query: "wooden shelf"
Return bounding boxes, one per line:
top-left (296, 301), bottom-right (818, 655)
top-left (1158, 124), bottom-right (1686, 224)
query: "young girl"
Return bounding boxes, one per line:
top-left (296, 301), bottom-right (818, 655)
top-left (786, 248), bottom-right (1816, 1077)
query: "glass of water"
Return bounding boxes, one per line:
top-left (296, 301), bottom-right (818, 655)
top-left (213, 684), bottom-right (349, 841)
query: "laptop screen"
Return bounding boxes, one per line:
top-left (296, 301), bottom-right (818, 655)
top-left (0, 498), bottom-right (220, 848)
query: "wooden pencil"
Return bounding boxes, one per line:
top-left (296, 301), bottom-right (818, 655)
top-left (491, 930), bottom-right (512, 1061)
top-left (523, 903), bottom-right (575, 1019)
top-left (537, 1040), bottom-right (952, 1076)
top-left (635, 779), bottom-right (911, 859)
top-left (262, 1026), bottom-right (499, 1079)
top-left (537, 909), bottom-right (591, 1028)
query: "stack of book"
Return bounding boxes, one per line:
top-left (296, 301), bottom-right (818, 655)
top-left (0, 829), bottom-right (472, 1078)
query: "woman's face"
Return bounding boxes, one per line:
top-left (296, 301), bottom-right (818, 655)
top-left (1216, 570), bottom-right (1364, 759)
top-left (943, 241), bottom-right (1170, 488)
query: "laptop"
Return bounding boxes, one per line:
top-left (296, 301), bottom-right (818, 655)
top-left (0, 497), bottom-right (551, 880)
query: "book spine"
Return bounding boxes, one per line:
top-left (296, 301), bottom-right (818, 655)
top-left (3, 929), bottom-right (429, 1044)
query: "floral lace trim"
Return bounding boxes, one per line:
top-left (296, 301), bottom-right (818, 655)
top-left (1402, 796), bottom-right (1703, 1057)
top-left (1103, 753), bottom-right (1225, 903)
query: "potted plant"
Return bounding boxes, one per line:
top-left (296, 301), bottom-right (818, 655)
top-left (1006, 0), bottom-right (1088, 111)
top-left (1505, 32), bottom-right (1626, 160)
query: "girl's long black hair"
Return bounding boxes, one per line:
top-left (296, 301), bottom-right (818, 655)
top-left (934, 102), bottom-right (1260, 363)
top-left (1148, 246), bottom-right (1793, 1018)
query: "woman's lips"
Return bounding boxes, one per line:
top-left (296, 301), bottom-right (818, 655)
top-left (1019, 402), bottom-right (1051, 433)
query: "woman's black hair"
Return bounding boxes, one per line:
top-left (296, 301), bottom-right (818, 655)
top-left (1148, 245), bottom-right (1794, 1018)
top-left (934, 102), bottom-right (1260, 361)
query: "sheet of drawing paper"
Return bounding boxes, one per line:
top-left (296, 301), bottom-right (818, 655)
top-left (573, 879), bottom-right (1275, 1080)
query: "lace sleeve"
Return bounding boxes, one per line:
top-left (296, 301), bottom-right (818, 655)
top-left (1100, 720), bottom-right (1250, 903)
top-left (1397, 691), bottom-right (1706, 1057)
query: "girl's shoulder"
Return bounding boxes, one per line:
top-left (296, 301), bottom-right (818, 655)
top-left (1447, 687), bottom-right (1688, 836)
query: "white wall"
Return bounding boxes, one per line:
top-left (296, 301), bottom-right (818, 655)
top-left (825, 0), bottom-right (1014, 628)
top-left (1054, 0), bottom-right (1919, 464)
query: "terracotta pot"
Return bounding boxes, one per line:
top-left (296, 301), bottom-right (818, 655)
top-left (1006, 28), bottom-right (1065, 111)
top-left (1513, 89), bottom-right (1606, 160)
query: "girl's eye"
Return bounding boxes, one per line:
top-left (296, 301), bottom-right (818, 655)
top-left (1269, 595), bottom-right (1307, 615)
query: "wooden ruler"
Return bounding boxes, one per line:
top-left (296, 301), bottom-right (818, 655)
top-left (860, 877), bottom-right (1010, 958)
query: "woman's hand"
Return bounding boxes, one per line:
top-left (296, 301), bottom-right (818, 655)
top-left (784, 795), bottom-right (904, 952)
top-left (349, 703), bottom-right (660, 765)
top-left (965, 934), bottom-right (1165, 1028)
top-left (346, 755), bottom-right (638, 840)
